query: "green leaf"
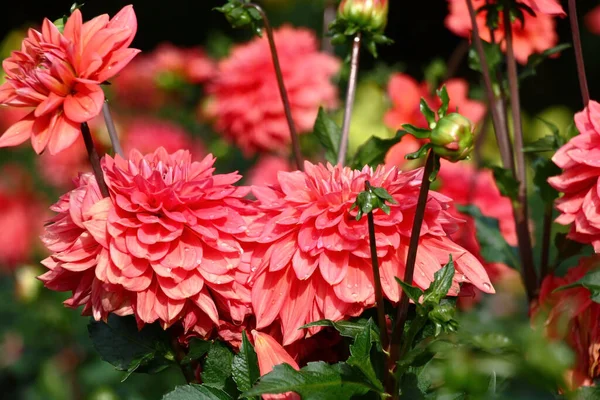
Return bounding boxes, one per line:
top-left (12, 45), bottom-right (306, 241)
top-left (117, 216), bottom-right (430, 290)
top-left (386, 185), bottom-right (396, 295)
top-left (346, 319), bottom-right (384, 392)
top-left (301, 319), bottom-right (381, 345)
top-left (520, 43), bottom-right (572, 80)
top-left (420, 98), bottom-right (437, 129)
top-left (350, 131), bottom-right (403, 169)
top-left (531, 157), bottom-right (561, 203)
top-left (522, 135), bottom-right (560, 153)
top-left (181, 338), bottom-right (211, 365)
top-left (244, 362), bottom-right (382, 399)
top-left (232, 331), bottom-right (260, 397)
top-left (555, 268), bottom-right (600, 303)
top-left (401, 124), bottom-right (430, 139)
top-left (202, 341), bottom-right (235, 391)
top-left (491, 166), bottom-right (519, 202)
top-left (575, 386), bottom-right (600, 400)
top-left (436, 85), bottom-right (450, 119)
top-left (162, 384), bottom-right (232, 400)
top-left (457, 205), bottom-right (520, 270)
top-left (371, 187), bottom-right (398, 204)
top-left (88, 315), bottom-right (174, 377)
top-left (313, 107), bottom-right (341, 164)
top-left (395, 278), bottom-right (424, 304)
top-left (468, 40), bottom-right (503, 74)
top-left (422, 256), bottom-right (455, 305)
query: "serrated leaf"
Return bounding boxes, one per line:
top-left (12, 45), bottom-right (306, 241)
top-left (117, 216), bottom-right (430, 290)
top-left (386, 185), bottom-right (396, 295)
top-left (491, 166), bottom-right (519, 202)
top-left (457, 205), bottom-right (520, 270)
top-left (346, 319), bottom-right (384, 392)
top-left (182, 338), bottom-right (211, 365)
top-left (395, 278), bottom-right (424, 304)
top-left (350, 131), bottom-right (402, 169)
top-left (88, 315), bottom-right (174, 377)
top-left (162, 384), bottom-right (232, 400)
top-left (232, 331), bottom-right (260, 397)
top-left (244, 362), bottom-right (382, 399)
top-left (313, 107), bottom-right (341, 164)
top-left (422, 256), bottom-right (455, 305)
top-left (301, 319), bottom-right (381, 345)
top-left (202, 341), bottom-right (235, 391)
top-left (420, 98), bottom-right (436, 128)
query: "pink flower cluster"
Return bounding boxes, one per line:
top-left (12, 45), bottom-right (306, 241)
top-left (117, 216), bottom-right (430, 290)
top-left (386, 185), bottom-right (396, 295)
top-left (549, 101), bottom-right (600, 251)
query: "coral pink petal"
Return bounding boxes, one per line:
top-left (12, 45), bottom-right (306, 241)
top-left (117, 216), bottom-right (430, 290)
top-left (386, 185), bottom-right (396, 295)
top-left (253, 267), bottom-right (290, 329)
top-left (63, 83), bottom-right (105, 123)
top-left (0, 113), bottom-right (35, 148)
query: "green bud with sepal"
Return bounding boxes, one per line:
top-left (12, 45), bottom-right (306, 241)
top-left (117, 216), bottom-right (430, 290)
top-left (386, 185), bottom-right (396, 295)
top-left (337, 0), bottom-right (389, 33)
top-left (429, 113), bottom-right (475, 163)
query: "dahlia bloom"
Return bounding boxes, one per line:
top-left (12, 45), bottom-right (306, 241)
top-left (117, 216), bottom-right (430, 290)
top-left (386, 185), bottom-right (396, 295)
top-left (40, 148), bottom-right (255, 336)
top-left (0, 6), bottom-right (139, 154)
top-left (585, 5), bottom-right (600, 35)
top-left (252, 330), bottom-right (300, 400)
top-left (520, 0), bottom-right (565, 17)
top-left (248, 161), bottom-right (494, 345)
top-left (122, 118), bottom-right (205, 157)
top-left (207, 26), bottom-right (340, 155)
top-left (535, 256), bottom-right (600, 388)
top-left (548, 101), bottom-right (600, 251)
top-left (112, 43), bottom-right (215, 110)
top-left (247, 155), bottom-right (292, 187)
top-left (445, 0), bottom-right (558, 64)
top-left (0, 165), bottom-right (45, 269)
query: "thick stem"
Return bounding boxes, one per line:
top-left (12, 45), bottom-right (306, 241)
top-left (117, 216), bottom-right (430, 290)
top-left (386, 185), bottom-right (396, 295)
top-left (245, 3), bottom-right (304, 171)
top-left (539, 205), bottom-right (553, 283)
top-left (503, 4), bottom-right (537, 301)
top-left (389, 151), bottom-right (435, 387)
top-left (337, 33), bottom-right (362, 165)
top-left (465, 0), bottom-right (515, 173)
top-left (365, 181), bottom-right (390, 351)
top-left (170, 335), bottom-right (197, 384)
top-left (568, 0), bottom-right (590, 106)
top-left (102, 101), bottom-right (124, 157)
top-left (81, 123), bottom-right (109, 198)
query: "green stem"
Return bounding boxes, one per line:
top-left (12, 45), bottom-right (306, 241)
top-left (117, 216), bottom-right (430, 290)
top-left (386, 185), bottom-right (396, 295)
top-left (337, 33), bottom-right (362, 165)
top-left (244, 3), bottom-right (304, 171)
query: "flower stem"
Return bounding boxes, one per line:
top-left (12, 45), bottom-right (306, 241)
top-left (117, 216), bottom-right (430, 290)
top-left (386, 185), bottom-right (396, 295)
top-left (102, 101), bottom-right (124, 158)
top-left (170, 334), bottom-right (198, 384)
top-left (337, 33), bottom-right (362, 165)
top-left (568, 0), bottom-right (590, 106)
top-left (365, 181), bottom-right (390, 351)
top-left (80, 123), bottom-right (109, 198)
top-left (244, 3), bottom-right (304, 171)
top-left (465, 0), bottom-right (514, 173)
top-left (503, 3), bottom-right (537, 301)
top-left (389, 151), bottom-right (435, 387)
top-left (322, 0), bottom-right (336, 53)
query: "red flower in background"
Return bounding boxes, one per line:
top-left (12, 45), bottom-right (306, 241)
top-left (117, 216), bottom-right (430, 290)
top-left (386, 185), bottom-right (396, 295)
top-left (247, 162), bottom-right (493, 345)
top-left (247, 155), bottom-right (292, 187)
top-left (0, 165), bottom-right (46, 270)
top-left (112, 43), bottom-right (215, 110)
top-left (535, 256), bottom-right (600, 388)
top-left (520, 0), bottom-right (565, 16)
top-left (585, 5), bottom-right (600, 35)
top-left (122, 118), bottom-right (205, 157)
top-left (445, 0), bottom-right (558, 64)
top-left (207, 26), bottom-right (340, 155)
top-left (548, 101), bottom-right (600, 251)
top-left (0, 6), bottom-right (139, 154)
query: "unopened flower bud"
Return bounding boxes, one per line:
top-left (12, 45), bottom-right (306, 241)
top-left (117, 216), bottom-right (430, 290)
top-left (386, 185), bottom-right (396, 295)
top-left (429, 113), bottom-right (474, 162)
top-left (338, 0), bottom-right (389, 32)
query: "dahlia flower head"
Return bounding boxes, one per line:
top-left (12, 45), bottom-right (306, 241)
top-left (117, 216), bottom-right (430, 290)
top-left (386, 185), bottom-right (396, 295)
top-left (247, 161), bottom-right (494, 345)
top-left (207, 26), bottom-right (340, 155)
top-left (40, 148), bottom-right (255, 336)
top-left (0, 6), bottom-right (139, 154)
top-left (445, 0), bottom-right (559, 64)
top-left (536, 256), bottom-right (600, 389)
top-left (548, 101), bottom-right (600, 252)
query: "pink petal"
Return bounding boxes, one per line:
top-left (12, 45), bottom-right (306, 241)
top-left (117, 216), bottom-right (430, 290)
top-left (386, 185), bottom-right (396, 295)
top-left (0, 113), bottom-right (35, 149)
top-left (253, 268), bottom-right (290, 329)
top-left (63, 83), bottom-right (104, 123)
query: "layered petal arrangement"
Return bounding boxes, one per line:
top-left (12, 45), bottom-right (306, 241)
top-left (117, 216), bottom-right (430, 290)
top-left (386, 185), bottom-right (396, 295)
top-left (40, 148), bottom-right (255, 336)
top-left (445, 0), bottom-right (558, 64)
top-left (0, 6), bottom-right (139, 154)
top-left (207, 26), bottom-right (340, 155)
top-left (548, 101), bottom-right (600, 251)
top-left (248, 161), bottom-right (494, 345)
top-left (536, 256), bottom-right (600, 388)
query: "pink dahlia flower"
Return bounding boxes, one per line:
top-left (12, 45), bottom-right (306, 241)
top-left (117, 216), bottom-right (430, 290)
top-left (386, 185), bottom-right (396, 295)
top-left (0, 165), bottom-right (45, 269)
top-left (535, 256), bottom-right (600, 389)
top-left (548, 101), bottom-right (600, 251)
top-left (0, 6), bottom-right (139, 154)
top-left (520, 0), bottom-right (565, 17)
top-left (247, 155), bottom-right (292, 187)
top-left (207, 26), bottom-right (340, 155)
top-left (122, 118), bottom-right (205, 157)
top-left (248, 162), bottom-right (494, 345)
top-left (445, 0), bottom-right (558, 64)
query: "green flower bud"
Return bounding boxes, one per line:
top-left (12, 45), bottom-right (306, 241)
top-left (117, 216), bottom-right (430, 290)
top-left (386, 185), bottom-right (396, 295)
top-left (338, 0), bottom-right (389, 32)
top-left (429, 113), bottom-right (474, 162)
